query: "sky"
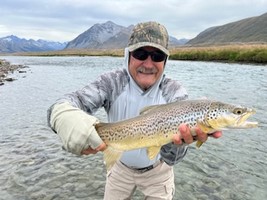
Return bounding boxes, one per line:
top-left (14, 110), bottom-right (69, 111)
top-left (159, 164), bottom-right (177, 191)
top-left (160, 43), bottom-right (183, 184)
top-left (1, 0), bottom-right (267, 42)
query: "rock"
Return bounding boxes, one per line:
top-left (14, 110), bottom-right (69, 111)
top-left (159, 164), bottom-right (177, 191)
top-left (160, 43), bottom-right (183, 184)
top-left (0, 59), bottom-right (28, 84)
top-left (0, 72), bottom-right (5, 77)
top-left (5, 77), bottom-right (16, 82)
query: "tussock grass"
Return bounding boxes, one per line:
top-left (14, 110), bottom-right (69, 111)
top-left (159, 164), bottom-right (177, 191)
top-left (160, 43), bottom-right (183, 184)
top-left (10, 44), bottom-right (267, 64)
top-left (14, 49), bottom-right (124, 57)
top-left (169, 44), bottom-right (267, 64)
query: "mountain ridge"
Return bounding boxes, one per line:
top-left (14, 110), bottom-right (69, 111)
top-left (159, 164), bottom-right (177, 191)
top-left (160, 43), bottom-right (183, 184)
top-left (0, 35), bottom-right (67, 53)
top-left (64, 21), bottom-right (188, 50)
top-left (1, 12), bottom-right (266, 53)
top-left (186, 12), bottom-right (267, 45)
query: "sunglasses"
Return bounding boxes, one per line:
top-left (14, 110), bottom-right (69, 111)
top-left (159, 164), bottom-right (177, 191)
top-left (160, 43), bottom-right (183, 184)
top-left (131, 48), bottom-right (167, 62)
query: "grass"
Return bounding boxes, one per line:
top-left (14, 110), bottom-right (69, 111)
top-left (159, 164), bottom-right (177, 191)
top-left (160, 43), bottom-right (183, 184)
top-left (10, 44), bottom-right (267, 64)
top-left (169, 44), bottom-right (267, 64)
top-left (14, 49), bottom-right (124, 57)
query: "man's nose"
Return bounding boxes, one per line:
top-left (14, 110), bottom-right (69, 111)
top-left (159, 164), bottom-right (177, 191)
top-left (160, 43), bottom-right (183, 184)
top-left (142, 55), bottom-right (154, 68)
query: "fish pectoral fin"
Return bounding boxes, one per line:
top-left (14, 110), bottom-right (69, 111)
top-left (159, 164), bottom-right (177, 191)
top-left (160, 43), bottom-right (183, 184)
top-left (147, 146), bottom-right (161, 160)
top-left (197, 120), bottom-right (213, 133)
top-left (196, 140), bottom-right (203, 148)
top-left (103, 146), bottom-right (123, 171)
top-left (195, 120), bottom-right (212, 148)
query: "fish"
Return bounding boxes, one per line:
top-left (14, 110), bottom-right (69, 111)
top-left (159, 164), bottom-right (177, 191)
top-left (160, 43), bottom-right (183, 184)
top-left (95, 99), bottom-right (258, 170)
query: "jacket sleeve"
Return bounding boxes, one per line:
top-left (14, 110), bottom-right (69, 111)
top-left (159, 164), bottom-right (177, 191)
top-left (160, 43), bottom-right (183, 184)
top-left (160, 77), bottom-right (189, 165)
top-left (47, 69), bottom-right (129, 129)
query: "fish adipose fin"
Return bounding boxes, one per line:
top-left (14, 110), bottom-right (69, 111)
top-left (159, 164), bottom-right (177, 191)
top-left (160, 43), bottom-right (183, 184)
top-left (103, 146), bottom-right (123, 171)
top-left (147, 146), bottom-right (161, 160)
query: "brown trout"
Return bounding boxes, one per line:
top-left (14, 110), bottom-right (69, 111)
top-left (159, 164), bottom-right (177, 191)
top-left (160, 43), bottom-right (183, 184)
top-left (95, 99), bottom-right (258, 170)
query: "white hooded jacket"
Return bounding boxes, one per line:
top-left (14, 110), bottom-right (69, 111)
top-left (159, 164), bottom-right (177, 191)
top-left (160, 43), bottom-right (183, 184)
top-left (48, 48), bottom-right (189, 167)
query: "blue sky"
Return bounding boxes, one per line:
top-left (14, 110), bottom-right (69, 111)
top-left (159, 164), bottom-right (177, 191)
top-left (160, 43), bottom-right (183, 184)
top-left (1, 0), bottom-right (266, 42)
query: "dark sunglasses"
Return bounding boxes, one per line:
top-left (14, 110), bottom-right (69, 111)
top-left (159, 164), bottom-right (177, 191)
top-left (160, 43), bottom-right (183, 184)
top-left (131, 48), bottom-right (167, 62)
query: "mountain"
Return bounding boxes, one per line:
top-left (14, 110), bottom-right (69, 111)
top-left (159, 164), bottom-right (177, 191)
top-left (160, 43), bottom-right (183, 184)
top-left (65, 21), bottom-right (128, 49)
top-left (0, 35), bottom-right (67, 53)
top-left (187, 12), bottom-right (267, 45)
top-left (169, 36), bottom-right (189, 47)
top-left (65, 21), bottom-right (188, 50)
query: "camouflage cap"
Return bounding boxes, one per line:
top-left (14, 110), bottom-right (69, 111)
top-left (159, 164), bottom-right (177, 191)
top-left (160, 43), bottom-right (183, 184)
top-left (128, 21), bottom-right (169, 55)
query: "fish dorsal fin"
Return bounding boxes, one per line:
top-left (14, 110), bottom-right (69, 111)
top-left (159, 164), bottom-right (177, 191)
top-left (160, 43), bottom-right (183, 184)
top-left (139, 105), bottom-right (159, 115)
top-left (103, 146), bottom-right (123, 171)
top-left (147, 146), bottom-right (161, 160)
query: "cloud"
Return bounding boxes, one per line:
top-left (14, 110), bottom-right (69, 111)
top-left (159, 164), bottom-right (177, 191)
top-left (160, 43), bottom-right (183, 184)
top-left (0, 0), bottom-right (266, 42)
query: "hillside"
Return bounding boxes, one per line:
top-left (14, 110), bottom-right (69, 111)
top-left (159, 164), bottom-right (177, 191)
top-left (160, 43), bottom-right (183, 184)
top-left (187, 12), bottom-right (267, 45)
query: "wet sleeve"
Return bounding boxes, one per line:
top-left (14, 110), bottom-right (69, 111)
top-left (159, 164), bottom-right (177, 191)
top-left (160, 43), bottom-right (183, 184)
top-left (160, 143), bottom-right (188, 166)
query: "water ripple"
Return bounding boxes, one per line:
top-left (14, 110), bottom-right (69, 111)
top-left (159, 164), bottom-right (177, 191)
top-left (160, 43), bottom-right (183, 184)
top-left (0, 56), bottom-right (266, 200)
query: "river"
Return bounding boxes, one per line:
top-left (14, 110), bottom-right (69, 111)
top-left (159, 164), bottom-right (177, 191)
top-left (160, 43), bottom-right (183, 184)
top-left (0, 56), bottom-right (266, 200)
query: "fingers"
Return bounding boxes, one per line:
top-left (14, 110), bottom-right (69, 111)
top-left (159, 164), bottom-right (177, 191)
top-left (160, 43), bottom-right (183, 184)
top-left (81, 142), bottom-right (107, 155)
top-left (179, 124), bottom-right (194, 144)
top-left (211, 131), bottom-right (222, 138)
top-left (81, 147), bottom-right (98, 155)
top-left (173, 124), bottom-right (216, 145)
top-left (195, 127), bottom-right (208, 143)
top-left (172, 124), bottom-right (193, 145)
top-left (172, 134), bottom-right (183, 145)
top-left (95, 142), bottom-right (107, 151)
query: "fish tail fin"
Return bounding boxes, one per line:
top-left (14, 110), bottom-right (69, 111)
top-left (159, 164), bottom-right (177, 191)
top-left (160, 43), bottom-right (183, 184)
top-left (103, 146), bottom-right (123, 171)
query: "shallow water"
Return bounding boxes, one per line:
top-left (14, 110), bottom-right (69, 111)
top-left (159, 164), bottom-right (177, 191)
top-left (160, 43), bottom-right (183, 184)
top-left (0, 56), bottom-right (266, 200)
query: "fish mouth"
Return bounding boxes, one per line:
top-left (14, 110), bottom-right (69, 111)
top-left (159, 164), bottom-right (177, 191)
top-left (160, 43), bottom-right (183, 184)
top-left (233, 121), bottom-right (258, 128)
top-left (230, 109), bottom-right (258, 128)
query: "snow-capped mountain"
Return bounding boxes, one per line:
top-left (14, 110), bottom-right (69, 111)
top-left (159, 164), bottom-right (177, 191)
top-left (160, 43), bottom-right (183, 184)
top-left (0, 35), bottom-right (67, 53)
top-left (0, 21), bottom-right (188, 53)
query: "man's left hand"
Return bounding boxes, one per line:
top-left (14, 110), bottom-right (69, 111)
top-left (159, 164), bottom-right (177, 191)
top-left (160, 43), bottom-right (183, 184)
top-left (172, 123), bottom-right (222, 145)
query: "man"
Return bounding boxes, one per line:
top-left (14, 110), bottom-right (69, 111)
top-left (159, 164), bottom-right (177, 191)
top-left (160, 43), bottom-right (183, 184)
top-left (48, 21), bottom-right (222, 200)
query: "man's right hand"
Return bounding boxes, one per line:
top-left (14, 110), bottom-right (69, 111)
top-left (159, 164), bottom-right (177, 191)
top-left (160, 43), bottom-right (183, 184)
top-left (50, 102), bottom-right (105, 155)
top-left (81, 142), bottom-right (107, 155)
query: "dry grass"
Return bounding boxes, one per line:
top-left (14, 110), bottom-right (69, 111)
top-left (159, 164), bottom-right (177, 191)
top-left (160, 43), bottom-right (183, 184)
top-left (14, 49), bottom-right (124, 57)
top-left (169, 43), bottom-right (267, 64)
top-left (10, 43), bottom-right (267, 64)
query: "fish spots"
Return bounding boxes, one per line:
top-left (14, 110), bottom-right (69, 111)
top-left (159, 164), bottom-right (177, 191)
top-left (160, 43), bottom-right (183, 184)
top-left (96, 100), bottom-right (256, 152)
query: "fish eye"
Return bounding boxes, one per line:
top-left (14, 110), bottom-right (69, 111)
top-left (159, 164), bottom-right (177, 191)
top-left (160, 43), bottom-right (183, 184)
top-left (233, 108), bottom-right (244, 115)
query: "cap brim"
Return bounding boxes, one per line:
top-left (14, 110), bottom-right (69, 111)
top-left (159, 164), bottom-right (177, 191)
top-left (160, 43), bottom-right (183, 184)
top-left (128, 42), bottom-right (169, 56)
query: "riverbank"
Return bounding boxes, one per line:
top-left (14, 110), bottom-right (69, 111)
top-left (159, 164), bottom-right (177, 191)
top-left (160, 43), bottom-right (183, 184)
top-left (5, 44), bottom-right (267, 65)
top-left (0, 59), bottom-right (28, 86)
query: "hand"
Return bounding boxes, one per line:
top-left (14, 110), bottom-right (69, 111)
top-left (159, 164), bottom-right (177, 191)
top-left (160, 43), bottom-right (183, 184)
top-left (81, 142), bottom-right (107, 155)
top-left (50, 102), bottom-right (105, 155)
top-left (172, 123), bottom-right (222, 145)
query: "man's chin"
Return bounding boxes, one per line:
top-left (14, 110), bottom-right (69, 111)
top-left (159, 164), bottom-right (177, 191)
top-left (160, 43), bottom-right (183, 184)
top-left (138, 81), bottom-right (155, 90)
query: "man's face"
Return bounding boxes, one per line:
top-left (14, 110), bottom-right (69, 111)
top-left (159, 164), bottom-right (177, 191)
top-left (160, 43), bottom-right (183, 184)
top-left (128, 46), bottom-right (167, 90)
